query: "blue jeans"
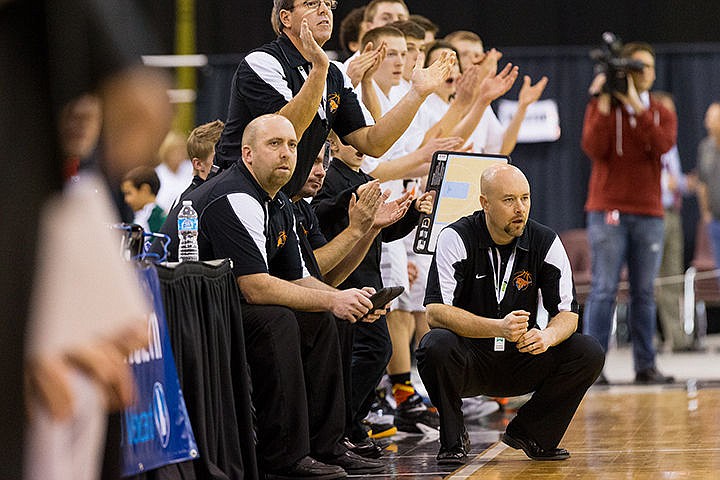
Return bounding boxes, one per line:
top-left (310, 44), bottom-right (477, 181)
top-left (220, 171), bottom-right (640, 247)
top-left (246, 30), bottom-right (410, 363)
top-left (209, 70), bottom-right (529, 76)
top-left (583, 211), bottom-right (664, 372)
top-left (708, 219), bottom-right (720, 271)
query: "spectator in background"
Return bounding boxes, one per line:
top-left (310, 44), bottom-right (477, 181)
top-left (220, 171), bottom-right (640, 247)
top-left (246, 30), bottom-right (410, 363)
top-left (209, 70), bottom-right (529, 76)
top-left (343, 0), bottom-right (410, 87)
top-left (154, 130), bottom-right (193, 213)
top-left (445, 30), bottom-right (548, 155)
top-left (176, 119), bottom-right (225, 202)
top-left (697, 102), bottom-right (720, 272)
top-left (121, 165), bottom-right (166, 233)
top-left (362, 0), bottom-right (409, 31)
top-left (653, 91), bottom-right (699, 353)
top-left (338, 6), bottom-right (365, 60)
top-left (59, 94), bottom-right (102, 181)
top-left (387, 20), bottom-right (427, 100)
top-left (408, 13), bottom-right (438, 43)
top-left (581, 41), bottom-right (677, 384)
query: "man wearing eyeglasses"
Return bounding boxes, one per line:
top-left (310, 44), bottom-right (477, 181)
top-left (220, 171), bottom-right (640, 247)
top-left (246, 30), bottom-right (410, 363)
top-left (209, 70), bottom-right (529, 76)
top-left (214, 0), bottom-right (455, 203)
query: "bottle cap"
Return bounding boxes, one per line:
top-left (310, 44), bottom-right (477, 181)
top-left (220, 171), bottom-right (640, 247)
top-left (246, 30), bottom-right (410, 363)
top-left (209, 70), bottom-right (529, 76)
top-left (183, 200), bottom-right (192, 206)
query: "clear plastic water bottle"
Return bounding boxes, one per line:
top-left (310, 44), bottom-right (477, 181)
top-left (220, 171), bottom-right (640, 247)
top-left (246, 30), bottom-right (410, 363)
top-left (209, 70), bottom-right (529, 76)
top-left (177, 200), bottom-right (199, 262)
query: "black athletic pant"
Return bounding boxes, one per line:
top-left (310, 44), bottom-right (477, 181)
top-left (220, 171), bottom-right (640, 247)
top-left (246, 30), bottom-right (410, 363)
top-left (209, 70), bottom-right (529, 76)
top-left (241, 304), bottom-right (346, 470)
top-left (417, 329), bottom-right (604, 451)
top-left (348, 315), bottom-right (392, 441)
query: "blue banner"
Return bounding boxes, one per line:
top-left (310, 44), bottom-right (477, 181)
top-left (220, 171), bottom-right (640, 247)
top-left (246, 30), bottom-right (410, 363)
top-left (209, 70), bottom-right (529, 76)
top-left (121, 264), bottom-right (199, 476)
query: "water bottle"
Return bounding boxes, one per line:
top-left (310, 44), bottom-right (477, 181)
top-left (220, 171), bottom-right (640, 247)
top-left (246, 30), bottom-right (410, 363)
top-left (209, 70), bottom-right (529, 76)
top-left (178, 200), bottom-right (199, 262)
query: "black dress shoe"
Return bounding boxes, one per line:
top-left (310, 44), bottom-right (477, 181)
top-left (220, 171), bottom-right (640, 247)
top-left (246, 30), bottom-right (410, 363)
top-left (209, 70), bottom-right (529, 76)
top-left (635, 367), bottom-right (675, 384)
top-left (341, 437), bottom-right (384, 458)
top-left (502, 432), bottom-right (570, 461)
top-left (265, 456), bottom-right (347, 479)
top-left (436, 429), bottom-right (470, 466)
top-left (322, 450), bottom-right (385, 474)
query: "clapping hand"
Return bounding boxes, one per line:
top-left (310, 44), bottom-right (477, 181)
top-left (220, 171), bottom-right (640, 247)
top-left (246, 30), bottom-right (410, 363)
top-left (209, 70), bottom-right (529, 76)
top-left (374, 190), bottom-right (412, 228)
top-left (518, 75), bottom-right (549, 107)
top-left (411, 50), bottom-right (457, 98)
top-left (346, 41), bottom-right (386, 87)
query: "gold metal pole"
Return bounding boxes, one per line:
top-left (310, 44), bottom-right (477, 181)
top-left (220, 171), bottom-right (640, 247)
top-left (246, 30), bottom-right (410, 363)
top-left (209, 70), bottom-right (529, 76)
top-left (174, 0), bottom-right (196, 133)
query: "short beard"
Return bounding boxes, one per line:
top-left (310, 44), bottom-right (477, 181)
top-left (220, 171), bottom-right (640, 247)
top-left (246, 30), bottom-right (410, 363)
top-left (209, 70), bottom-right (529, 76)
top-left (504, 222), bottom-right (526, 238)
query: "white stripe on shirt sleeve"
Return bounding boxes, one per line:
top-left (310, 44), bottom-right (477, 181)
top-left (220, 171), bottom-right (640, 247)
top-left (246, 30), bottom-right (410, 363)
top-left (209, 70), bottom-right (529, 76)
top-left (289, 209), bottom-right (312, 279)
top-left (227, 193), bottom-right (268, 267)
top-left (545, 235), bottom-right (575, 311)
top-left (435, 227), bottom-right (468, 305)
top-left (245, 51), bottom-right (294, 101)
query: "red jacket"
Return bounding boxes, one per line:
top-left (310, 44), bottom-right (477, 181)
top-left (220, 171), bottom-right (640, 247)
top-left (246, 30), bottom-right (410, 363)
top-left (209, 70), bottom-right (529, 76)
top-left (581, 96), bottom-right (677, 217)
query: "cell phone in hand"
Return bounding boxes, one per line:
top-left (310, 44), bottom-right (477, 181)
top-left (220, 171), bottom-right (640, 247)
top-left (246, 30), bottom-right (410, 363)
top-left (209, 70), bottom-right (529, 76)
top-left (359, 286), bottom-right (404, 320)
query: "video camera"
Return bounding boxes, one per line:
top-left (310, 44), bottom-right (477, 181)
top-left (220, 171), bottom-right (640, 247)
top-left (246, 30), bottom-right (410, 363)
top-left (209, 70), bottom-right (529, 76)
top-left (589, 32), bottom-right (645, 95)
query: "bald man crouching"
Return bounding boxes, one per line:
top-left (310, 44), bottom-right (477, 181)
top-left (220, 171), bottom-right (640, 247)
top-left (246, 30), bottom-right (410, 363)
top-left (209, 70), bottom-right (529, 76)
top-left (417, 164), bottom-right (605, 465)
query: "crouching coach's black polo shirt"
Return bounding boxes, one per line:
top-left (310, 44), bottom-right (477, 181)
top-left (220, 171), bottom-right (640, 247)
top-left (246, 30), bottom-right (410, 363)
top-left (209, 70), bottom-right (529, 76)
top-left (215, 35), bottom-right (373, 198)
top-left (425, 210), bottom-right (578, 341)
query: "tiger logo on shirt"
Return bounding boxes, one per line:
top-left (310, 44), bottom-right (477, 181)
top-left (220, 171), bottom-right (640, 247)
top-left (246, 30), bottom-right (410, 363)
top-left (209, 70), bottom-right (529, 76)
top-left (327, 93), bottom-right (340, 113)
top-left (276, 231), bottom-right (287, 248)
top-left (513, 271), bottom-right (533, 291)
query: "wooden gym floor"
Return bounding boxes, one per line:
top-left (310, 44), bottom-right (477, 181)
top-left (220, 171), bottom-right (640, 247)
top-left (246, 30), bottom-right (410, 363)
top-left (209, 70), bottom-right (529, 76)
top-left (360, 335), bottom-right (720, 479)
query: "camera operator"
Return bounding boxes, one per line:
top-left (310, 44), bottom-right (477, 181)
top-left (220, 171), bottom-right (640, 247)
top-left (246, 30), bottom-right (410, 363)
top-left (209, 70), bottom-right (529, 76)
top-left (581, 41), bottom-right (677, 384)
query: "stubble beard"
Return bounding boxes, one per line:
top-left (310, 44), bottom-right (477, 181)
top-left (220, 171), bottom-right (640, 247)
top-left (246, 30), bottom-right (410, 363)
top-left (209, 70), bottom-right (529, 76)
top-left (504, 220), bottom-right (526, 238)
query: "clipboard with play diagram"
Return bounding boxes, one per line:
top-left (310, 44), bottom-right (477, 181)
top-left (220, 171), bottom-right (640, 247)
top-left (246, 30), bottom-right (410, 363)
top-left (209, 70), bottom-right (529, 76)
top-left (413, 151), bottom-right (509, 254)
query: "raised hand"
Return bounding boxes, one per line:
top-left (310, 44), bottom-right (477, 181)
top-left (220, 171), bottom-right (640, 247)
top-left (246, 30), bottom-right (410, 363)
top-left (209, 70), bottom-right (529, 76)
top-left (349, 179), bottom-right (382, 233)
top-left (362, 41), bottom-right (387, 82)
top-left (411, 49), bottom-right (457, 98)
top-left (476, 48), bottom-right (502, 79)
top-left (454, 65), bottom-right (485, 105)
top-left (374, 190), bottom-right (412, 228)
top-left (418, 136), bottom-right (464, 164)
top-left (613, 74), bottom-right (645, 113)
top-left (298, 19), bottom-right (329, 68)
top-left (518, 75), bottom-right (549, 107)
top-left (478, 62), bottom-right (519, 103)
top-left (346, 41), bottom-right (386, 87)
top-left (588, 72), bottom-right (607, 95)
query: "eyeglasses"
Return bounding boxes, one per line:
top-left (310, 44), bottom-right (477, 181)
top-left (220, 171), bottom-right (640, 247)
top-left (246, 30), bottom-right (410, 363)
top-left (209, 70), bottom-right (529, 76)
top-left (295, 0), bottom-right (338, 11)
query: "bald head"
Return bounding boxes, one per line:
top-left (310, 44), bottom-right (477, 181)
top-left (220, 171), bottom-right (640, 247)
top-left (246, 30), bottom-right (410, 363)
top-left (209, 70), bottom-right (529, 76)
top-left (481, 164), bottom-right (529, 198)
top-left (480, 164), bottom-right (531, 244)
top-left (242, 114), bottom-right (294, 149)
top-left (241, 114), bottom-right (298, 197)
top-left (705, 103), bottom-right (720, 139)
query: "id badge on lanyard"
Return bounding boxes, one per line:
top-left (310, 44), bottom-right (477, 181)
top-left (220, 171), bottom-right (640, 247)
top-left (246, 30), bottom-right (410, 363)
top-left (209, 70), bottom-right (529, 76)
top-left (489, 247), bottom-right (516, 351)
